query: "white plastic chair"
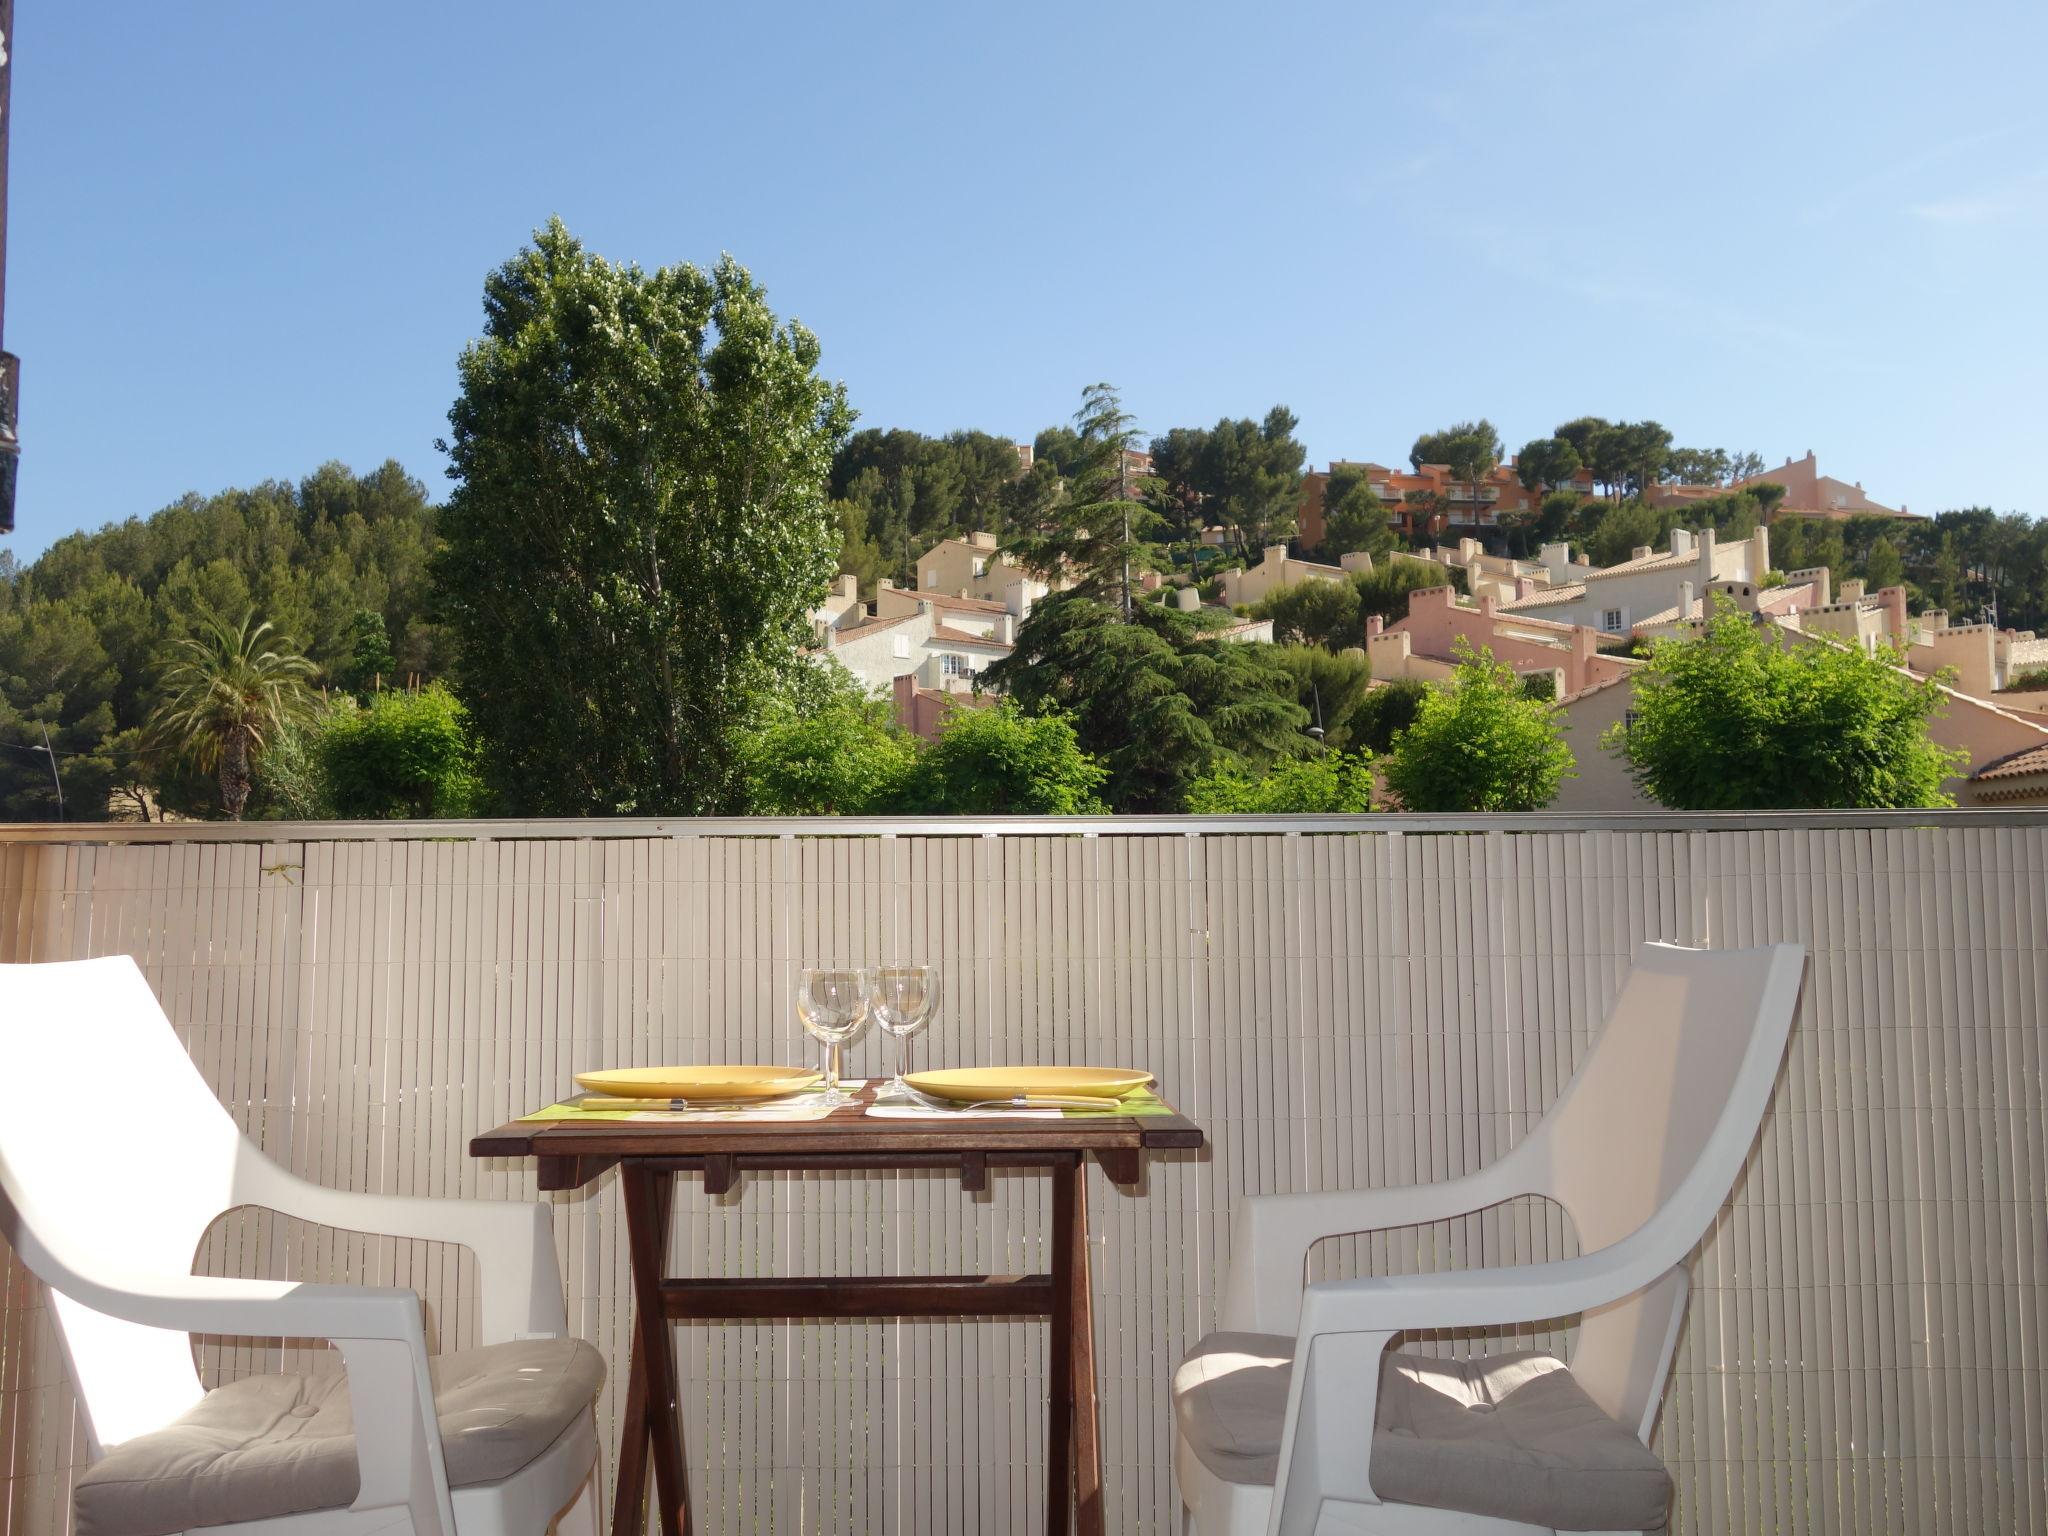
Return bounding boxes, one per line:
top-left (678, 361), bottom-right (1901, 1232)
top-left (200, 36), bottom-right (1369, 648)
top-left (1175, 940), bottom-right (1806, 1536)
top-left (0, 956), bottom-right (601, 1536)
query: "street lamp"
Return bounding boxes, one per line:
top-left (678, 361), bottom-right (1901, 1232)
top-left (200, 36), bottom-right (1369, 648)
top-left (31, 721), bottom-right (62, 820)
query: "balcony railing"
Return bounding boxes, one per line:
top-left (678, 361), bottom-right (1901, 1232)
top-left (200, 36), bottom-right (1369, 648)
top-left (2, 810), bottom-right (2045, 1536)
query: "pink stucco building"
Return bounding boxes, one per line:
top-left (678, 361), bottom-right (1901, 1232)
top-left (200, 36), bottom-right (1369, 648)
top-left (1371, 585), bottom-right (1642, 696)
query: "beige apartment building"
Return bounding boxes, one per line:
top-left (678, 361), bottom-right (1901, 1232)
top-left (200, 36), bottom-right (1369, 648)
top-left (913, 532), bottom-right (1055, 610)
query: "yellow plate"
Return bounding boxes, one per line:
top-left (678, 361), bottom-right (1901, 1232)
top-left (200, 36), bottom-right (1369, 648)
top-left (903, 1066), bottom-right (1155, 1103)
top-left (573, 1066), bottom-right (822, 1102)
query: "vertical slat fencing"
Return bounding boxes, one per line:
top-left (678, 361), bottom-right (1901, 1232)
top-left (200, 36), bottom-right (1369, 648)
top-left (0, 817), bottom-right (2043, 1534)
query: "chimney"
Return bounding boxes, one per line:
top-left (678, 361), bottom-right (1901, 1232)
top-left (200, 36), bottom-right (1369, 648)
top-left (1175, 586), bottom-right (1200, 612)
top-left (1696, 527), bottom-right (1717, 585)
top-left (1459, 537), bottom-right (1480, 564)
top-left (997, 611), bottom-right (1016, 644)
top-left (1749, 524), bottom-right (1771, 582)
top-left (1515, 575), bottom-right (1537, 600)
top-left (1263, 544), bottom-right (1288, 568)
top-left (1881, 585), bottom-right (1908, 647)
top-left (970, 531), bottom-right (998, 550)
top-left (1631, 545), bottom-right (1652, 563)
top-left (1338, 551), bottom-right (1374, 574)
top-left (835, 573), bottom-right (858, 600)
top-left (1670, 528), bottom-right (1694, 559)
top-left (878, 577), bottom-right (896, 592)
top-left (1479, 595), bottom-right (1498, 619)
top-left (1539, 541), bottom-right (1571, 583)
top-left (1366, 614), bottom-right (1385, 638)
top-left (1836, 576), bottom-right (1864, 603)
top-left (1677, 579), bottom-right (1695, 619)
top-left (1570, 625), bottom-right (1596, 688)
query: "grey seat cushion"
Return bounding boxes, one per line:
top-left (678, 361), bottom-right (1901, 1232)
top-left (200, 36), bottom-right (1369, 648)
top-left (75, 1337), bottom-right (605, 1536)
top-left (1173, 1331), bottom-right (1672, 1531)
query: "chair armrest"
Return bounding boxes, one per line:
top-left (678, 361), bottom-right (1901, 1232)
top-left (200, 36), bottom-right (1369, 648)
top-left (1221, 1169), bottom-right (1521, 1333)
top-left (236, 1153), bottom-right (568, 1342)
top-left (18, 1237), bottom-right (460, 1536)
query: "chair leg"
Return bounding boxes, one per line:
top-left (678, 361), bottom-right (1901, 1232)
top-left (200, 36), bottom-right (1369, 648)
top-left (554, 1471), bottom-right (600, 1536)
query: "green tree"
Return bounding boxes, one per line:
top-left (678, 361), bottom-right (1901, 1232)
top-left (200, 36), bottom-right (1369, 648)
top-left (1254, 579), bottom-right (1360, 650)
top-left (1663, 446), bottom-right (1732, 486)
top-left (1409, 420), bottom-right (1502, 487)
top-left (146, 612), bottom-right (317, 819)
top-left (0, 599), bottom-right (121, 819)
top-left (1184, 751), bottom-right (1374, 813)
top-left (1348, 678), bottom-right (1431, 755)
top-left (1552, 416), bottom-right (1611, 466)
top-left (433, 220), bottom-right (852, 815)
top-left (986, 595), bottom-right (1307, 810)
top-left (1381, 644), bottom-right (1573, 812)
top-left (1193, 409), bottom-right (1308, 564)
top-left (340, 609), bottom-right (397, 697)
top-left (1585, 501), bottom-right (1673, 568)
top-left (250, 709), bottom-right (336, 820)
top-left (1929, 532), bottom-right (1965, 613)
top-left (1003, 384), bottom-right (1162, 615)
top-left (1351, 559), bottom-right (1465, 628)
top-left (832, 499), bottom-right (891, 597)
top-left (895, 701), bottom-right (1107, 814)
top-left (1607, 604), bottom-right (1967, 809)
top-left (1317, 466), bottom-right (1395, 558)
top-left (742, 697), bottom-right (916, 815)
top-left (828, 428), bottom-right (1023, 579)
top-left (319, 685), bottom-right (485, 818)
top-left (1270, 644), bottom-right (1375, 750)
top-left (1514, 437), bottom-right (1582, 494)
top-left (1863, 535), bottom-right (1904, 593)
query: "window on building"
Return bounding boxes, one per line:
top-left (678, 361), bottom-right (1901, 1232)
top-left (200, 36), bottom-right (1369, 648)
top-left (923, 569), bottom-right (938, 588)
top-left (1602, 608), bottom-right (1625, 634)
top-left (892, 635), bottom-right (911, 659)
top-left (941, 653), bottom-right (970, 677)
top-left (972, 557), bottom-right (988, 577)
top-left (1623, 709), bottom-right (1640, 732)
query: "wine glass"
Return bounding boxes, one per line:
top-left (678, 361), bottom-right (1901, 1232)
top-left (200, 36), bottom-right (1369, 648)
top-left (869, 964), bottom-right (941, 1093)
top-left (795, 967), bottom-right (871, 1107)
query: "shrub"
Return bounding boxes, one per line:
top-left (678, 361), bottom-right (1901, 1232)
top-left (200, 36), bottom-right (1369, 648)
top-left (320, 685), bottom-right (485, 818)
top-left (1184, 751), bottom-right (1375, 814)
top-left (1381, 645), bottom-right (1573, 812)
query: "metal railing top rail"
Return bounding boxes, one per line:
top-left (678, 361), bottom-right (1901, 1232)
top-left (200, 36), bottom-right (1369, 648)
top-left (2, 807), bottom-right (2047, 844)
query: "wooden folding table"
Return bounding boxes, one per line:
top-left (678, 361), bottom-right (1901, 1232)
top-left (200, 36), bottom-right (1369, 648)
top-left (471, 1088), bottom-right (1203, 1536)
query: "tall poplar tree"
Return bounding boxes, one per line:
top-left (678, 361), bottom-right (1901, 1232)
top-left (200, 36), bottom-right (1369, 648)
top-left (434, 221), bottom-right (852, 814)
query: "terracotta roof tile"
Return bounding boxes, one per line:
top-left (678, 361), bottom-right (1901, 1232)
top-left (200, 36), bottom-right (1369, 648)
top-left (929, 624), bottom-right (1013, 649)
top-left (1973, 743), bottom-right (2048, 782)
top-left (831, 613), bottom-right (914, 641)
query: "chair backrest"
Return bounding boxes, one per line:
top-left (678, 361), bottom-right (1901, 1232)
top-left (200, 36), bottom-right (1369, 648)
top-left (0, 956), bottom-right (251, 1451)
top-left (1498, 940), bottom-right (1805, 1432)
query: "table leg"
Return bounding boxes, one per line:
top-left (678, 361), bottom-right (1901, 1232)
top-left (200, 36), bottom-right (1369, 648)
top-left (621, 1165), bottom-right (689, 1536)
top-left (609, 1331), bottom-right (648, 1536)
top-left (1047, 1156), bottom-right (1077, 1536)
top-left (1068, 1165), bottom-right (1104, 1536)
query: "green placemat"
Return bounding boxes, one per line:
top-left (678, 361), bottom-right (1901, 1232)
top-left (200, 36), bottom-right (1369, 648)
top-left (1063, 1087), bottom-right (1177, 1117)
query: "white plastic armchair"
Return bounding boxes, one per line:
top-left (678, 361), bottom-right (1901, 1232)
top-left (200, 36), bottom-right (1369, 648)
top-left (1183, 940), bottom-right (1807, 1536)
top-left (0, 957), bottom-right (596, 1536)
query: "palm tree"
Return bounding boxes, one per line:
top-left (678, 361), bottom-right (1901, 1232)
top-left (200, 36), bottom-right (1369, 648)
top-left (148, 612), bottom-right (317, 819)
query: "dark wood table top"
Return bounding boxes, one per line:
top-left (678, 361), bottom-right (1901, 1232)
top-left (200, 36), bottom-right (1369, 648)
top-left (471, 1085), bottom-right (1204, 1192)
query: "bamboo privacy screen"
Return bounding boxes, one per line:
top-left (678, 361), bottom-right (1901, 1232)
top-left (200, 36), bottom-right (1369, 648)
top-left (0, 818), bottom-right (2043, 1535)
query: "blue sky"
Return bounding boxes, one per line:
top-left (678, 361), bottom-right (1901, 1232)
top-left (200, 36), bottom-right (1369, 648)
top-left (7, 0), bottom-right (2045, 561)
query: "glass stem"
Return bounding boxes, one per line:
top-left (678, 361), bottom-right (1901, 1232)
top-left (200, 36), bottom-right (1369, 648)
top-left (826, 1040), bottom-right (843, 1093)
top-left (897, 1033), bottom-right (912, 1083)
